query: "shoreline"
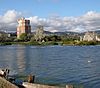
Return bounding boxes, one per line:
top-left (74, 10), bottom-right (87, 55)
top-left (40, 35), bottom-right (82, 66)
top-left (0, 41), bottom-right (100, 46)
top-left (0, 76), bottom-right (83, 88)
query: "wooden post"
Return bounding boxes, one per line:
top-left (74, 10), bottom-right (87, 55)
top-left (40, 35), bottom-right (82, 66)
top-left (28, 74), bottom-right (35, 83)
top-left (5, 69), bottom-right (10, 79)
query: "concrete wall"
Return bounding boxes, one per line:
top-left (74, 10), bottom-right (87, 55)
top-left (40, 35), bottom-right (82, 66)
top-left (0, 77), bottom-right (18, 88)
top-left (23, 82), bottom-right (63, 88)
top-left (23, 82), bottom-right (73, 88)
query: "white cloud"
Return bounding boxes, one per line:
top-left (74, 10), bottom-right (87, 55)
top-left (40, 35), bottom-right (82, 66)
top-left (49, 29), bottom-right (58, 33)
top-left (0, 10), bottom-right (100, 32)
top-left (0, 10), bottom-right (22, 31)
top-left (69, 26), bottom-right (87, 33)
top-left (44, 27), bottom-right (59, 32)
top-left (3, 10), bottom-right (22, 23)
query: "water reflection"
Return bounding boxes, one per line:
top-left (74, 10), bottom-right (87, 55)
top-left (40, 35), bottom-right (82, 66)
top-left (16, 46), bottom-right (26, 73)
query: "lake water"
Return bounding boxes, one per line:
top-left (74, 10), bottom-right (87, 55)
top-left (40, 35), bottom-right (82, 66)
top-left (0, 45), bottom-right (100, 88)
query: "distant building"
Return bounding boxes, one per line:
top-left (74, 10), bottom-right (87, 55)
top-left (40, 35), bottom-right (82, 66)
top-left (81, 31), bottom-right (100, 41)
top-left (17, 17), bottom-right (31, 38)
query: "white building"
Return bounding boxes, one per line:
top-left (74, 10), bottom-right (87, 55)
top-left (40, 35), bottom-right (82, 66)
top-left (82, 31), bottom-right (100, 41)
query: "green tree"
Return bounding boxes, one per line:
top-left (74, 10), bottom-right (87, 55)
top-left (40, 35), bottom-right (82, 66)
top-left (30, 35), bottom-right (35, 42)
top-left (19, 33), bottom-right (28, 41)
top-left (0, 32), bottom-right (7, 42)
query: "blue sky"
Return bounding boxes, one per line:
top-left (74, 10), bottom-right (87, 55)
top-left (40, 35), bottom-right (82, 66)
top-left (0, 0), bottom-right (100, 32)
top-left (0, 0), bottom-right (100, 17)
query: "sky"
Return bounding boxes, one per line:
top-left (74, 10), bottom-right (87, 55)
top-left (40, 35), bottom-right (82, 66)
top-left (0, 0), bottom-right (100, 32)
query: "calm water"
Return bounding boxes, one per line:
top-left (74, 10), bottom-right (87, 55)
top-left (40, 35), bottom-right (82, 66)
top-left (0, 45), bottom-right (100, 88)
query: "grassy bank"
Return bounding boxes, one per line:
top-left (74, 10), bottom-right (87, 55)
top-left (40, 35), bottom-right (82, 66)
top-left (0, 41), bottom-right (100, 46)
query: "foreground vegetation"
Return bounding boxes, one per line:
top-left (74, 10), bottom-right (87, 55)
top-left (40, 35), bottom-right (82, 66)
top-left (0, 32), bottom-right (100, 46)
top-left (1, 41), bottom-right (100, 46)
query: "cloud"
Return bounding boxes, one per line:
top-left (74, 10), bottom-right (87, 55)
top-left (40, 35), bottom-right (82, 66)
top-left (0, 10), bottom-right (100, 32)
top-left (78, 11), bottom-right (100, 31)
top-left (0, 10), bottom-right (22, 31)
top-left (3, 10), bottom-right (22, 23)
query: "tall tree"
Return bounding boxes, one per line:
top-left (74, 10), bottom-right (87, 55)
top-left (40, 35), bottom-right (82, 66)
top-left (34, 25), bottom-right (45, 42)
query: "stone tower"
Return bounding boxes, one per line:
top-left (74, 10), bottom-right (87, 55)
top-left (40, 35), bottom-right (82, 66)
top-left (17, 17), bottom-right (31, 38)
